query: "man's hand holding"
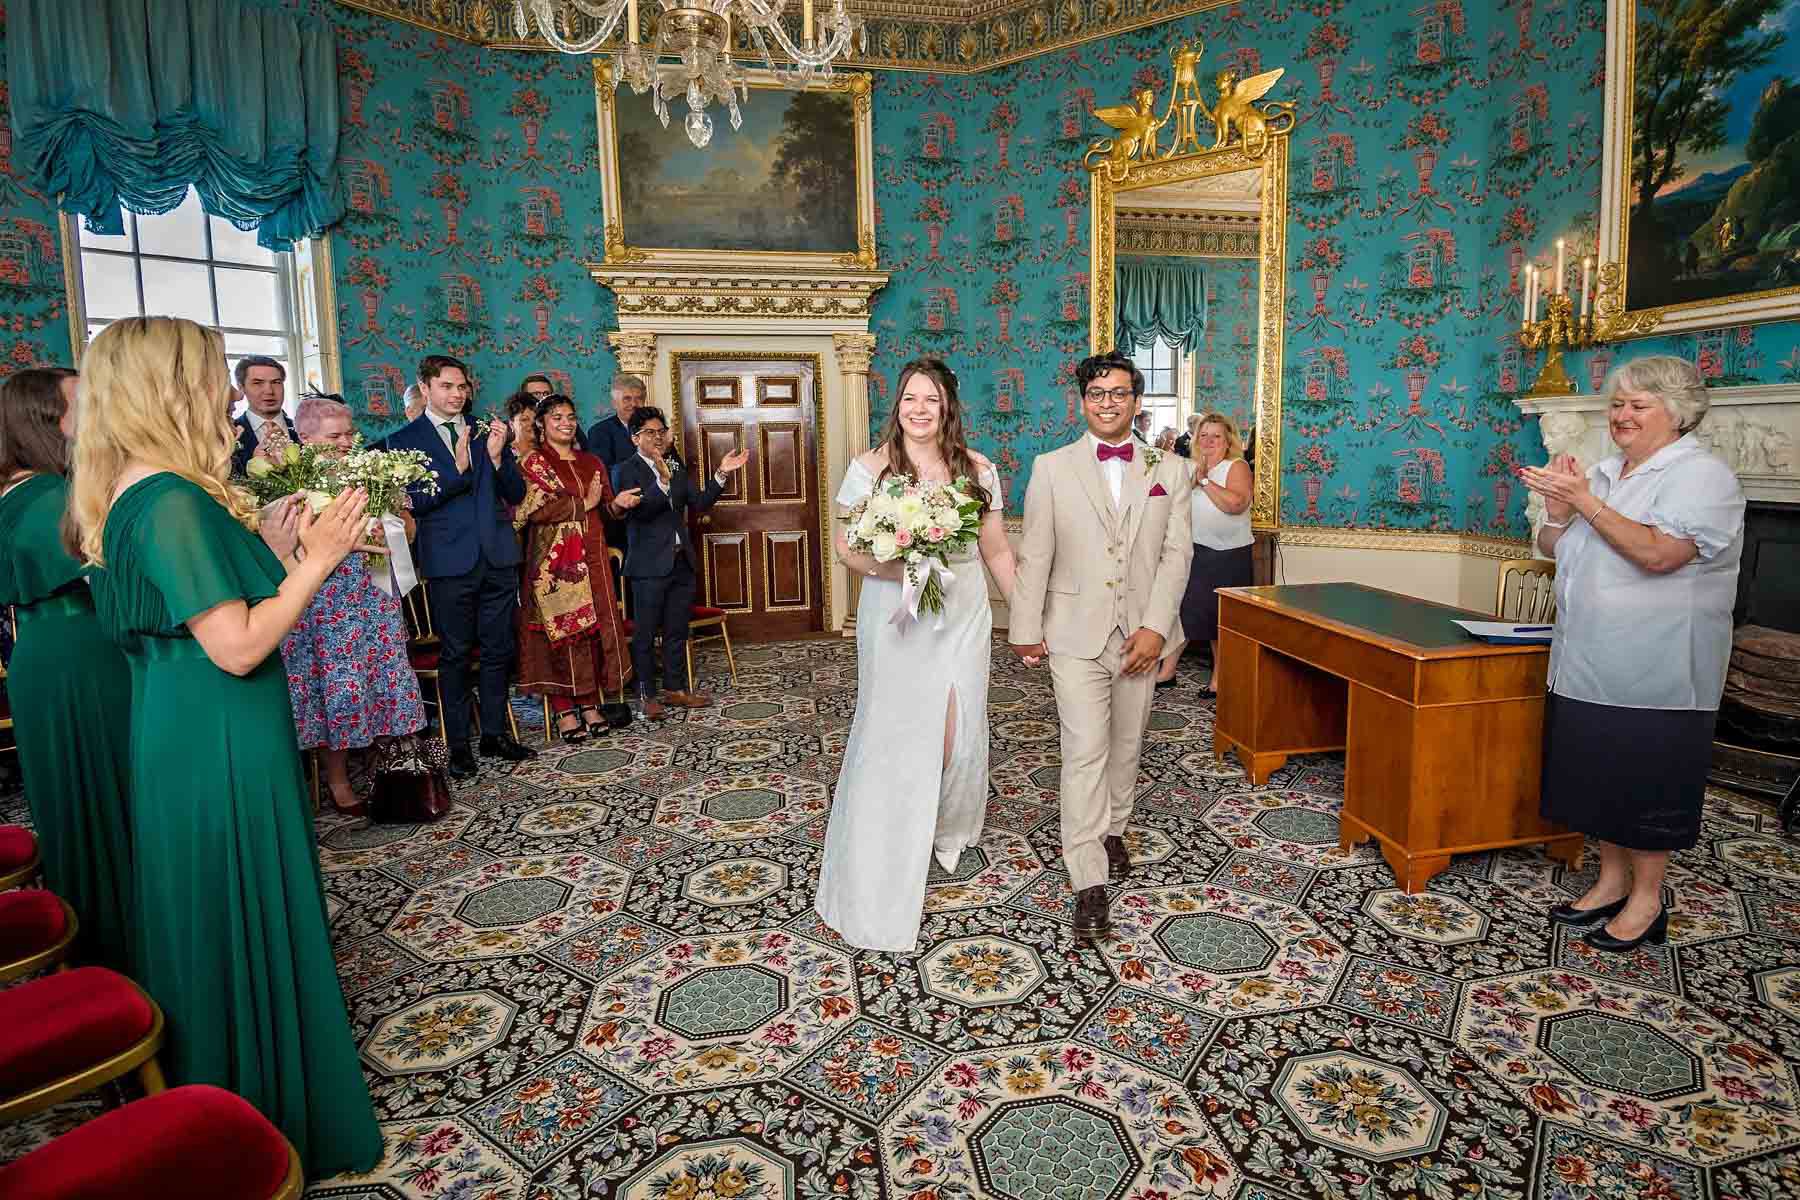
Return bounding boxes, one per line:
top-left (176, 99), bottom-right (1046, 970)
top-left (1010, 641), bottom-right (1047, 667)
top-left (1120, 628), bottom-right (1165, 675)
top-left (485, 418), bottom-right (508, 467)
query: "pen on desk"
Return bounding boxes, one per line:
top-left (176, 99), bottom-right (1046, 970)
top-left (1512, 625), bottom-right (1553, 633)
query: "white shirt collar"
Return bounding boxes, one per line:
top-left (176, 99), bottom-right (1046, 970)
top-left (1087, 432), bottom-right (1132, 452)
top-left (1596, 432), bottom-right (1699, 483)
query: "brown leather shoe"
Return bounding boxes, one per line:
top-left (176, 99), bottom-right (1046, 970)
top-left (1104, 835), bottom-right (1131, 883)
top-left (662, 690), bottom-right (713, 709)
top-left (1072, 885), bottom-right (1112, 940)
top-left (641, 694), bottom-right (668, 721)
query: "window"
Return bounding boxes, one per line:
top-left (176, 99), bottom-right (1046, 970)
top-left (69, 189), bottom-right (332, 410)
top-left (1137, 337), bottom-right (1182, 440)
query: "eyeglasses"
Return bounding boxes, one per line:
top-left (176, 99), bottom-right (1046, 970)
top-left (1083, 387), bottom-right (1134, 403)
top-left (635, 426), bottom-right (667, 438)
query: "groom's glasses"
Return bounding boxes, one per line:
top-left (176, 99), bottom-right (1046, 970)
top-left (1084, 387), bottom-right (1134, 403)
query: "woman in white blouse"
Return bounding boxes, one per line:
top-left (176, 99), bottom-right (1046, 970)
top-left (1519, 355), bottom-right (1744, 954)
top-left (1159, 413), bottom-right (1253, 696)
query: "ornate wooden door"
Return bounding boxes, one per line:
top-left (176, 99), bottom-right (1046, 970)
top-left (675, 355), bottom-right (825, 640)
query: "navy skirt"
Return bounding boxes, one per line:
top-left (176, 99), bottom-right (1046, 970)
top-left (1180, 544), bottom-right (1254, 643)
top-left (1539, 692), bottom-right (1717, 851)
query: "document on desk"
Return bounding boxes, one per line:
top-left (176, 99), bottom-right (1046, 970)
top-left (1451, 620), bottom-right (1554, 645)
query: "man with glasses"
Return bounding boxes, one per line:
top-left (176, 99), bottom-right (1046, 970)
top-left (1007, 350), bottom-right (1194, 941)
top-left (611, 407), bottom-right (748, 720)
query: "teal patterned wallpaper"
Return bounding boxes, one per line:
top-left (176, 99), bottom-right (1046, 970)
top-left (4, 0), bottom-right (1798, 527)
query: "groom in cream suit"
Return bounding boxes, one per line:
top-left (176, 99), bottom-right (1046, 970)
top-left (1010, 350), bottom-right (1194, 939)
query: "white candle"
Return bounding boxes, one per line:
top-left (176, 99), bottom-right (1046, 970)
top-left (1527, 267), bottom-right (1538, 324)
top-left (1580, 256), bottom-right (1592, 317)
top-left (1555, 238), bottom-right (1566, 295)
top-left (804, 0), bottom-right (815, 43)
top-left (627, 0), bottom-right (639, 42)
top-left (1519, 264), bottom-right (1529, 330)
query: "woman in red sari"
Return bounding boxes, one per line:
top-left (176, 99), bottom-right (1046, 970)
top-left (514, 394), bottom-right (643, 741)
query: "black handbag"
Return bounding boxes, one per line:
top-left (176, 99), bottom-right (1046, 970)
top-left (369, 735), bottom-right (453, 824)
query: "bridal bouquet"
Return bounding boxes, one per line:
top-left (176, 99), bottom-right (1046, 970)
top-left (240, 437), bottom-right (437, 516)
top-left (843, 473), bottom-right (985, 630)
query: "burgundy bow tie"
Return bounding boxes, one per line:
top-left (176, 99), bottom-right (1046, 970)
top-left (1095, 442), bottom-right (1134, 463)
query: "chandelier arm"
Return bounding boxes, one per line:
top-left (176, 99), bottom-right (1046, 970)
top-left (728, 0), bottom-right (855, 67)
top-left (514, 0), bottom-right (631, 54)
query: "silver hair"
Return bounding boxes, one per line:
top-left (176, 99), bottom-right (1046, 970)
top-left (1602, 354), bottom-right (1710, 433)
top-left (295, 393), bottom-right (353, 437)
top-left (612, 373), bottom-right (647, 396)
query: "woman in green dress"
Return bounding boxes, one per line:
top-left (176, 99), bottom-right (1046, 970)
top-left (0, 367), bottom-right (134, 971)
top-left (67, 317), bottom-right (383, 1178)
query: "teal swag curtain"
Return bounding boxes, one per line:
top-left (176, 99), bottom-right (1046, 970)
top-left (1114, 256), bottom-right (1208, 355)
top-left (7, 0), bottom-right (342, 250)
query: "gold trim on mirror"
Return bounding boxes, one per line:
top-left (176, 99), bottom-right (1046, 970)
top-left (1089, 41), bottom-right (1290, 532)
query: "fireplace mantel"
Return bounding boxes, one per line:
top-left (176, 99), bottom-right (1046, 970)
top-left (1517, 382), bottom-right (1799, 509)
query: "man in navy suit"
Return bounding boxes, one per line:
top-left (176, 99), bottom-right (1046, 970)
top-left (229, 356), bottom-right (299, 475)
top-left (611, 407), bottom-right (747, 720)
top-left (389, 354), bottom-right (537, 777)
top-left (588, 374), bottom-right (668, 468)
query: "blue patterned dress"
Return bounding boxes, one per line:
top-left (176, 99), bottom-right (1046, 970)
top-left (282, 553), bottom-right (426, 750)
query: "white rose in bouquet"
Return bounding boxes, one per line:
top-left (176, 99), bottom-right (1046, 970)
top-left (870, 530), bottom-right (899, 560)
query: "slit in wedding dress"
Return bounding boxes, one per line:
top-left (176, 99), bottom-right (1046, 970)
top-left (934, 686), bottom-right (961, 874)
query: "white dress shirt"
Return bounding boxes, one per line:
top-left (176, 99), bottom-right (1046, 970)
top-left (639, 452), bottom-right (679, 545)
top-left (1547, 433), bottom-right (1745, 710)
top-left (1087, 432), bottom-right (1131, 505)
top-left (433, 413), bottom-right (464, 453)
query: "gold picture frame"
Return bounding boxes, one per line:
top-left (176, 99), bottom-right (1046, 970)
top-left (1596, 0), bottom-right (1800, 337)
top-left (1088, 48), bottom-right (1291, 531)
top-left (593, 61), bottom-right (877, 272)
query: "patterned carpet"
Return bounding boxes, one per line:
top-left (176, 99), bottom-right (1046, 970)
top-left (6, 635), bottom-right (1800, 1199)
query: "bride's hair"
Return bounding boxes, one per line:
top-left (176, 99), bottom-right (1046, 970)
top-left (874, 357), bottom-right (990, 508)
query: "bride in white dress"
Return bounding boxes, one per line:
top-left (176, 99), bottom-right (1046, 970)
top-left (816, 357), bottom-right (1019, 952)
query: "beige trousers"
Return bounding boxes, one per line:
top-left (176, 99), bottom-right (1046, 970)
top-left (1049, 627), bottom-right (1157, 892)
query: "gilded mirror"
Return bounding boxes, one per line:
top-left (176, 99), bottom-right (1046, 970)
top-left (1087, 42), bottom-right (1291, 531)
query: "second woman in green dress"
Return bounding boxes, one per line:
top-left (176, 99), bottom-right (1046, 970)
top-left (68, 317), bottom-right (384, 1178)
top-left (0, 367), bottom-right (134, 972)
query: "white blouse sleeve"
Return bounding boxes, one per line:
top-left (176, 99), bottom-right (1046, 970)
top-left (1643, 454), bottom-right (1746, 562)
top-left (836, 458), bottom-right (875, 511)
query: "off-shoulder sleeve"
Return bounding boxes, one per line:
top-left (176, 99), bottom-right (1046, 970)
top-left (139, 482), bottom-right (283, 627)
top-left (978, 463), bottom-right (1004, 511)
top-left (1643, 454), bottom-right (1746, 562)
top-left (836, 458), bottom-right (875, 510)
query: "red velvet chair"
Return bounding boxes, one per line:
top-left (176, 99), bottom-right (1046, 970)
top-left (0, 889), bottom-right (77, 982)
top-left (0, 823), bottom-right (38, 890)
top-left (0, 966), bottom-right (166, 1121)
top-left (0, 1084), bottom-right (302, 1200)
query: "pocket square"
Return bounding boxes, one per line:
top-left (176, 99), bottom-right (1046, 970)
top-left (1148, 483), bottom-right (1168, 498)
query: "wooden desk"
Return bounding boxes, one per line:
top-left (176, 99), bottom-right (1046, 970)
top-left (1213, 583), bottom-right (1582, 892)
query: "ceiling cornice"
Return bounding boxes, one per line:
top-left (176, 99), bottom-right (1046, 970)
top-left (333, 0), bottom-right (1240, 74)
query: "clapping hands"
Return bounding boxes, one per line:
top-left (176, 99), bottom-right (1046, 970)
top-left (1517, 453), bottom-right (1588, 523)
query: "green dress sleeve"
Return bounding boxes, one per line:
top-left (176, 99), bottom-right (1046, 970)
top-left (0, 475), bottom-right (86, 607)
top-left (139, 480), bottom-right (285, 628)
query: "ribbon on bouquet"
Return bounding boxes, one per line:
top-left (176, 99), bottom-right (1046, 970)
top-left (369, 513), bottom-right (419, 598)
top-left (889, 557), bottom-right (956, 633)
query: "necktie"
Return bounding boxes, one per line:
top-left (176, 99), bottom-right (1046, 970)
top-left (440, 420), bottom-right (458, 451)
top-left (1096, 441), bottom-right (1134, 463)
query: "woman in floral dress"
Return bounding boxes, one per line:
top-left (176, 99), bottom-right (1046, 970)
top-left (514, 394), bottom-right (642, 741)
top-left (282, 393), bottom-right (426, 812)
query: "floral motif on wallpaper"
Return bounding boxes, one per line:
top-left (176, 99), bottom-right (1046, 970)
top-left (0, 38), bottom-right (71, 379)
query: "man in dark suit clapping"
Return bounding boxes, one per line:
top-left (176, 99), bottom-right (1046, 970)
top-left (386, 354), bottom-right (537, 777)
top-left (611, 407), bottom-right (747, 720)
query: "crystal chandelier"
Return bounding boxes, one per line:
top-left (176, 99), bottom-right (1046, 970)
top-left (511, 0), bottom-right (864, 148)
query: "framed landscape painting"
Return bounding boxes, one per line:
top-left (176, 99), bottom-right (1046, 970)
top-left (1599, 0), bottom-right (1800, 333)
top-left (594, 63), bottom-right (876, 270)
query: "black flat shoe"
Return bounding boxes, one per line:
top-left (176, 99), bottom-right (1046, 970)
top-left (1198, 687), bottom-right (1217, 700)
top-left (1104, 835), bottom-right (1132, 883)
top-left (1154, 677), bottom-right (1179, 691)
top-left (1549, 896), bottom-right (1628, 927)
top-left (1582, 907), bottom-right (1669, 953)
top-left (447, 746), bottom-right (479, 780)
top-left (480, 733), bottom-right (538, 761)
top-left (1072, 885), bottom-right (1112, 941)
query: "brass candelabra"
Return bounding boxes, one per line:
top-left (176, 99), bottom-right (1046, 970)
top-left (1517, 292), bottom-right (1596, 397)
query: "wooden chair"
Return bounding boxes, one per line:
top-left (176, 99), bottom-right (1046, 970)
top-left (0, 892), bottom-right (77, 982)
top-left (606, 547), bottom-right (738, 693)
top-left (403, 586), bottom-right (521, 743)
top-left (0, 967), bottom-right (167, 1121)
top-left (1494, 559), bottom-right (1557, 624)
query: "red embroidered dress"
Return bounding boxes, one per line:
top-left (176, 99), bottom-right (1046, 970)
top-left (513, 449), bottom-right (628, 701)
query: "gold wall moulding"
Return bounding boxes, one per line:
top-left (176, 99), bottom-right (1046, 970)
top-left (587, 266), bottom-right (891, 320)
top-left (1117, 211), bottom-right (1259, 258)
top-left (1089, 37), bottom-right (1290, 533)
top-left (1278, 526), bottom-right (1533, 561)
top-left (334, 0), bottom-right (1248, 73)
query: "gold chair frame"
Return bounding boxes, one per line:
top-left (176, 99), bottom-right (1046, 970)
top-left (0, 983), bottom-right (167, 1121)
top-left (1494, 558), bottom-right (1557, 623)
top-left (0, 896), bottom-right (77, 983)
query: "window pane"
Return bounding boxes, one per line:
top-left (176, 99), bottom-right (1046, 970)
top-left (78, 218), bottom-right (134, 253)
top-left (136, 191), bottom-right (206, 259)
top-left (140, 259), bottom-right (214, 323)
top-left (209, 216), bottom-right (275, 266)
top-left (223, 332), bottom-right (288, 357)
top-left (80, 252), bottom-right (141, 319)
top-left (214, 267), bottom-right (282, 331)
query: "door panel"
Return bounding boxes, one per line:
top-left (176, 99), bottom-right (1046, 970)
top-left (677, 356), bottom-right (825, 639)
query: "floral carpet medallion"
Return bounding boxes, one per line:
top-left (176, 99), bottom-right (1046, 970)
top-left (9, 637), bottom-right (1800, 1200)
top-left (1273, 1052), bottom-right (1448, 1162)
top-left (578, 930), bottom-right (856, 1093)
top-left (1457, 970), bottom-right (1800, 1163)
top-left (653, 771), bottom-right (831, 841)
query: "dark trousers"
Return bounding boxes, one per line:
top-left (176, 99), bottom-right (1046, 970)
top-left (630, 557), bottom-right (697, 696)
top-left (428, 556), bottom-right (519, 745)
